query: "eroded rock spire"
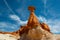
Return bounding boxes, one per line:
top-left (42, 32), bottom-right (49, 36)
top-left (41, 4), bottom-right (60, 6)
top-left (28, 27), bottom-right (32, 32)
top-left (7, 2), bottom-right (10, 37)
top-left (27, 6), bottom-right (40, 27)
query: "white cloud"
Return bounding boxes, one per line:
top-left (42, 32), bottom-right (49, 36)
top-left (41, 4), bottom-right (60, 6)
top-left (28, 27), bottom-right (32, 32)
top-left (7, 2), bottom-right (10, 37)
top-left (47, 20), bottom-right (60, 33)
top-left (37, 16), bottom-right (47, 23)
top-left (10, 15), bottom-right (28, 25)
top-left (0, 22), bottom-right (8, 27)
top-left (38, 16), bottom-right (60, 33)
top-left (0, 14), bottom-right (27, 32)
top-left (0, 22), bottom-right (18, 32)
top-left (0, 22), bottom-right (17, 29)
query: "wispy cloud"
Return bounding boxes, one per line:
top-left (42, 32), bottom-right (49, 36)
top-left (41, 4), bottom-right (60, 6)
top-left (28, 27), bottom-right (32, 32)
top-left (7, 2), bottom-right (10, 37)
top-left (47, 20), bottom-right (60, 33)
top-left (9, 15), bottom-right (28, 25)
top-left (38, 16), bottom-right (60, 33)
top-left (3, 0), bottom-right (16, 14)
top-left (37, 16), bottom-right (47, 23)
top-left (0, 22), bottom-right (18, 32)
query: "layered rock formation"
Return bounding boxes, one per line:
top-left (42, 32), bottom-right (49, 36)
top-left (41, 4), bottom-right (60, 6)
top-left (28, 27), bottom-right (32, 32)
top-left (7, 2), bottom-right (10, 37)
top-left (0, 30), bottom-right (20, 40)
top-left (20, 6), bottom-right (50, 35)
top-left (0, 6), bottom-right (55, 40)
top-left (19, 6), bottom-right (55, 40)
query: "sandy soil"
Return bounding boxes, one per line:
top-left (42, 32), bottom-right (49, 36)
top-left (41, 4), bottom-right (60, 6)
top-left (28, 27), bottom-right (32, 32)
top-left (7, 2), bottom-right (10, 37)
top-left (0, 34), bottom-right (18, 40)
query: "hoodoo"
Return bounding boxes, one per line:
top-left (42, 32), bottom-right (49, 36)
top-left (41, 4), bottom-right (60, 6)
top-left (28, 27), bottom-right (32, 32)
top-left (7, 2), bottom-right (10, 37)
top-left (27, 6), bottom-right (40, 27)
top-left (20, 6), bottom-right (54, 40)
top-left (20, 6), bottom-right (50, 35)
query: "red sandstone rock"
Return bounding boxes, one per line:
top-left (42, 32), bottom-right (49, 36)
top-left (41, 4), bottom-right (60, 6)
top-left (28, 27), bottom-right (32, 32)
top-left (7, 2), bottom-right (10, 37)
top-left (20, 6), bottom-right (51, 35)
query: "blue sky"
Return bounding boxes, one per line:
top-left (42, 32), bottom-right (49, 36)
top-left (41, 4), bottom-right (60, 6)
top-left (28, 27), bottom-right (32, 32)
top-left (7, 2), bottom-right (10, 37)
top-left (0, 0), bottom-right (60, 34)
